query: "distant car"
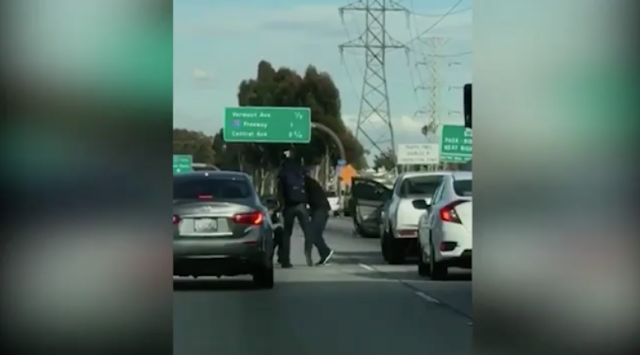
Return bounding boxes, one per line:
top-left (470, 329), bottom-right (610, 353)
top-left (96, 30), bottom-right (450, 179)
top-left (326, 191), bottom-right (341, 216)
top-left (192, 163), bottom-right (219, 171)
top-left (415, 171), bottom-right (472, 280)
top-left (350, 172), bottom-right (449, 264)
top-left (173, 171), bottom-right (275, 288)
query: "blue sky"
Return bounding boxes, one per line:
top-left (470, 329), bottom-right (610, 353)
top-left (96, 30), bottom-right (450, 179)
top-left (173, 0), bottom-right (471, 152)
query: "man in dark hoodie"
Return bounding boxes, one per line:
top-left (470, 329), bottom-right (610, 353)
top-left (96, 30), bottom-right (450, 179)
top-left (303, 172), bottom-right (334, 266)
top-left (275, 150), bottom-right (311, 268)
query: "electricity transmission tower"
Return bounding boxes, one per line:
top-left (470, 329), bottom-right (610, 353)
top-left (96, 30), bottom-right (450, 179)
top-left (339, 0), bottom-right (408, 156)
top-left (415, 36), bottom-right (449, 142)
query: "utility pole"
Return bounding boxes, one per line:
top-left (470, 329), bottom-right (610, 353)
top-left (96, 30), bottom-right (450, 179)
top-left (415, 37), bottom-right (449, 171)
top-left (415, 37), bottom-right (449, 137)
top-left (339, 0), bottom-right (409, 157)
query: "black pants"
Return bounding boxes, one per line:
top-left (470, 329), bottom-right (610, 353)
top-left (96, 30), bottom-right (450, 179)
top-left (306, 209), bottom-right (331, 258)
top-left (278, 203), bottom-right (311, 264)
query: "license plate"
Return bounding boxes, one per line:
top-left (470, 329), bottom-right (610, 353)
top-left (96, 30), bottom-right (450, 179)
top-left (194, 218), bottom-right (218, 232)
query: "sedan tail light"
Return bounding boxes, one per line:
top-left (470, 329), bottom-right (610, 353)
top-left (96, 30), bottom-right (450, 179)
top-left (173, 215), bottom-right (181, 225)
top-left (439, 201), bottom-right (464, 224)
top-left (232, 211), bottom-right (264, 226)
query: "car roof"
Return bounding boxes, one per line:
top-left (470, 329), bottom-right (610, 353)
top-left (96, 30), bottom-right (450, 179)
top-left (173, 170), bottom-right (251, 180)
top-left (400, 171), bottom-right (454, 179)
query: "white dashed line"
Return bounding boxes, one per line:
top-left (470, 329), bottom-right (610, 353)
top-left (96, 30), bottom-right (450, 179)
top-left (415, 291), bottom-right (440, 304)
top-left (358, 263), bottom-right (375, 271)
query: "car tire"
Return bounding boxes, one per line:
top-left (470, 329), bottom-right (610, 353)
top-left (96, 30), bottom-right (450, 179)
top-left (361, 228), bottom-right (379, 239)
top-left (252, 266), bottom-right (274, 289)
top-left (429, 240), bottom-right (448, 280)
top-left (417, 242), bottom-right (430, 277)
top-left (381, 228), bottom-right (405, 265)
top-left (252, 255), bottom-right (274, 289)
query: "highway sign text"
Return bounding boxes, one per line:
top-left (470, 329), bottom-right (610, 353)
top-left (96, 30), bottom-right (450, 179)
top-left (173, 154), bottom-right (193, 174)
top-left (397, 144), bottom-right (439, 165)
top-left (440, 125), bottom-right (472, 163)
top-left (223, 106), bottom-right (311, 143)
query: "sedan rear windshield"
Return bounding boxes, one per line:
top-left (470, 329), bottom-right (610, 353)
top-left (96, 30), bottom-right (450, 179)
top-left (174, 177), bottom-right (253, 199)
top-left (453, 180), bottom-right (472, 197)
top-left (399, 176), bottom-right (443, 197)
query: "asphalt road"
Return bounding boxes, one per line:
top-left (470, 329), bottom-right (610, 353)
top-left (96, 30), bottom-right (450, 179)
top-left (174, 216), bottom-right (472, 355)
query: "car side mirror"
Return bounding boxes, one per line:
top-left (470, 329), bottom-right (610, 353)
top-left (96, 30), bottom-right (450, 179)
top-left (412, 199), bottom-right (430, 210)
top-left (262, 197), bottom-right (279, 210)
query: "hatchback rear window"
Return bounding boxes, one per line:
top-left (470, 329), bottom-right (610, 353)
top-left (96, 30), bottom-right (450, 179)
top-left (453, 180), bottom-right (472, 197)
top-left (399, 175), bottom-right (443, 197)
top-left (173, 177), bottom-right (253, 199)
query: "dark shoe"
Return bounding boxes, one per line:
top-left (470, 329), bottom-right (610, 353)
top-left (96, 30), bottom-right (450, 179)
top-left (304, 250), bottom-right (313, 266)
top-left (280, 262), bottom-right (293, 268)
top-left (315, 250), bottom-right (334, 266)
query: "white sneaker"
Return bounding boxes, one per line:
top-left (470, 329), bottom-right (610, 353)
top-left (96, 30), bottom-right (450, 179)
top-left (316, 250), bottom-right (334, 266)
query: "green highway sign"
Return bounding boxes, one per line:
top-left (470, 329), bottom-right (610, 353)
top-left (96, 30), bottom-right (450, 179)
top-left (173, 154), bottom-right (192, 174)
top-left (440, 125), bottom-right (472, 163)
top-left (223, 106), bottom-right (311, 143)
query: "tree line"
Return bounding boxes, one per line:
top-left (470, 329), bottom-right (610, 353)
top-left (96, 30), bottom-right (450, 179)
top-left (173, 60), bottom-right (368, 193)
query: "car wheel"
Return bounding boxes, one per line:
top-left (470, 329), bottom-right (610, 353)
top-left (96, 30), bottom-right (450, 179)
top-left (429, 239), bottom-right (448, 280)
top-left (417, 242), bottom-right (430, 277)
top-left (252, 265), bottom-right (274, 289)
top-left (381, 228), bottom-right (405, 265)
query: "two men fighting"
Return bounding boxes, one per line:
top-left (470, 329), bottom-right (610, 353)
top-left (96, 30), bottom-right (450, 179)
top-left (275, 151), bottom-right (334, 268)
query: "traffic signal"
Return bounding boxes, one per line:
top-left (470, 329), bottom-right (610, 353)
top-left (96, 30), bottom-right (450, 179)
top-left (463, 83), bottom-right (472, 128)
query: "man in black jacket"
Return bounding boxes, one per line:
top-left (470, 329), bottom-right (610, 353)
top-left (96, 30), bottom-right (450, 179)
top-left (275, 151), bottom-right (311, 268)
top-left (304, 173), bottom-right (334, 266)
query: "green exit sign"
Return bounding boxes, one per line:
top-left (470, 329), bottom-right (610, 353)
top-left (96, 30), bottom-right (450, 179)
top-left (223, 106), bottom-right (311, 143)
top-left (440, 125), bottom-right (472, 163)
top-left (173, 154), bottom-right (192, 174)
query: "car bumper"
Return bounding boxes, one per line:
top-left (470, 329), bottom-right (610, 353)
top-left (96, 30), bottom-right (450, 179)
top-left (173, 237), bottom-right (271, 276)
top-left (434, 223), bottom-right (472, 267)
top-left (439, 249), bottom-right (472, 268)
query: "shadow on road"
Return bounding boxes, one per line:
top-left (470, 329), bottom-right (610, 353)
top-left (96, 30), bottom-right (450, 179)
top-left (332, 251), bottom-right (419, 266)
top-left (174, 279), bottom-right (262, 291)
top-left (330, 251), bottom-right (381, 265)
top-left (351, 269), bottom-right (472, 282)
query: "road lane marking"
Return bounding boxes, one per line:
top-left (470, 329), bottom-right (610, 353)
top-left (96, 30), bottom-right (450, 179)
top-left (415, 291), bottom-right (440, 304)
top-left (358, 263), bottom-right (375, 271)
top-left (340, 255), bottom-right (471, 319)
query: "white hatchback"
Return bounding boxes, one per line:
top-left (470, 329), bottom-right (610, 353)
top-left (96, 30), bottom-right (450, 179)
top-left (415, 171), bottom-right (472, 280)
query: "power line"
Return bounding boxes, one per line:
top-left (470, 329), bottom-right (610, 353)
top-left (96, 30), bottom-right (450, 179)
top-left (412, 7), bottom-right (470, 18)
top-left (405, 0), bottom-right (464, 46)
top-left (339, 55), bottom-right (363, 107)
top-left (342, 49), bottom-right (471, 58)
top-left (426, 51), bottom-right (471, 57)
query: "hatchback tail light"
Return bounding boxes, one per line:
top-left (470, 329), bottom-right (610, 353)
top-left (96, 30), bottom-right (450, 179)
top-left (439, 201), bottom-right (464, 224)
top-left (232, 211), bottom-right (264, 226)
top-left (173, 215), bottom-right (181, 225)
